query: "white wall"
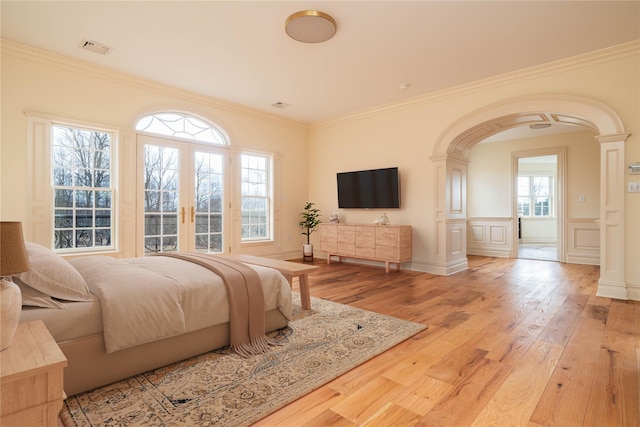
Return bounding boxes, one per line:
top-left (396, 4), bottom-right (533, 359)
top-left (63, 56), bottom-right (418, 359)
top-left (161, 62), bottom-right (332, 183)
top-left (307, 44), bottom-right (638, 287)
top-left (466, 131), bottom-right (600, 219)
top-left (467, 131), bottom-right (600, 244)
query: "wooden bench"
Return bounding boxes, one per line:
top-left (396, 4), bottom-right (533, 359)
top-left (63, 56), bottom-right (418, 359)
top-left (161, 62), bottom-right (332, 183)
top-left (223, 254), bottom-right (319, 310)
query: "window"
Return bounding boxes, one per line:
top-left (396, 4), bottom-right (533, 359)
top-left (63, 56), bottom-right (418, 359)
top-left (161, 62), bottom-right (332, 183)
top-left (142, 144), bottom-right (179, 253)
top-left (52, 125), bottom-right (114, 250)
top-left (518, 176), bottom-right (553, 217)
top-left (193, 150), bottom-right (224, 252)
top-left (241, 153), bottom-right (271, 241)
top-left (29, 112), bottom-right (279, 256)
top-left (136, 113), bottom-right (230, 256)
top-left (136, 112), bottom-right (228, 145)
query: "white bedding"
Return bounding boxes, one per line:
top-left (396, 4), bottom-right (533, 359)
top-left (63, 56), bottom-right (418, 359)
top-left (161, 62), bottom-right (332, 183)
top-left (67, 255), bottom-right (292, 354)
top-left (21, 299), bottom-right (102, 342)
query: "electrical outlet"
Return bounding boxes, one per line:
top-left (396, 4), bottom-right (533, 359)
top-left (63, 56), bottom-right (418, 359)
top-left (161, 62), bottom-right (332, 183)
top-left (628, 182), bottom-right (640, 193)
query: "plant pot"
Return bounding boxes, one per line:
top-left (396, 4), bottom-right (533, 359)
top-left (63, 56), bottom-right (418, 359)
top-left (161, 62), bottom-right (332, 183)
top-left (302, 244), bottom-right (314, 262)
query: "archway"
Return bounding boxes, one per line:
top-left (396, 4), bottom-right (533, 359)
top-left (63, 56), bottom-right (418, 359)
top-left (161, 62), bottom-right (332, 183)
top-left (431, 94), bottom-right (630, 299)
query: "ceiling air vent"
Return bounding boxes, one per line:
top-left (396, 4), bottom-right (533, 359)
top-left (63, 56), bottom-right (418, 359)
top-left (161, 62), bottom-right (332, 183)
top-left (271, 102), bottom-right (290, 109)
top-left (79, 39), bottom-right (111, 55)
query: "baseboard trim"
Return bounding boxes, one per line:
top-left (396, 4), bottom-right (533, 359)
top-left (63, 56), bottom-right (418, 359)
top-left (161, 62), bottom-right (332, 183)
top-left (596, 280), bottom-right (632, 300)
top-left (566, 253), bottom-right (600, 266)
top-left (467, 248), bottom-right (511, 258)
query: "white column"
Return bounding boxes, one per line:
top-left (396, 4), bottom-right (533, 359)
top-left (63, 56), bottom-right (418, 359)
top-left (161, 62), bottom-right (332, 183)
top-left (596, 133), bottom-right (629, 299)
top-left (432, 154), bottom-right (469, 275)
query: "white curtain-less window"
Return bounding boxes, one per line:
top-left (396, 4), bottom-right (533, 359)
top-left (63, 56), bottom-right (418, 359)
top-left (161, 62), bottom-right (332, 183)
top-left (28, 112), bottom-right (276, 255)
top-left (518, 176), bottom-right (553, 217)
top-left (136, 113), bottom-right (229, 255)
top-left (139, 137), bottom-right (227, 255)
top-left (241, 153), bottom-right (271, 241)
top-left (52, 125), bottom-right (114, 250)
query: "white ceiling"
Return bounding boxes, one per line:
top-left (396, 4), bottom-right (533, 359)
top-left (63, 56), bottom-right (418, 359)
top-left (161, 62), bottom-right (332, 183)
top-left (1, 1), bottom-right (639, 125)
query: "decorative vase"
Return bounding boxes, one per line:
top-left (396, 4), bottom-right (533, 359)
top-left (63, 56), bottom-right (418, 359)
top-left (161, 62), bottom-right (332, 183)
top-left (375, 213), bottom-right (390, 225)
top-left (0, 278), bottom-right (22, 351)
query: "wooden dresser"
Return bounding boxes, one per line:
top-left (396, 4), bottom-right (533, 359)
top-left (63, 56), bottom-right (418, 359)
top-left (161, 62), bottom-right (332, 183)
top-left (0, 320), bottom-right (67, 427)
top-left (319, 223), bottom-right (412, 272)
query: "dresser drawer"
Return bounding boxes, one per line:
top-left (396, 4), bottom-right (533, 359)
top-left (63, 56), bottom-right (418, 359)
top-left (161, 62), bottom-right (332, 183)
top-left (376, 246), bottom-right (399, 260)
top-left (376, 227), bottom-right (399, 245)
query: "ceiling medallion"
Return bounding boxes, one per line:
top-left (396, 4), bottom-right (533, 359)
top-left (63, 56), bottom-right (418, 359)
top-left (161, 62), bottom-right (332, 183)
top-left (285, 10), bottom-right (336, 43)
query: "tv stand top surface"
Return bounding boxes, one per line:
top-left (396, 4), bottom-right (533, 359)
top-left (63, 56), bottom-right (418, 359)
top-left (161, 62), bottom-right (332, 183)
top-left (322, 222), bottom-right (410, 227)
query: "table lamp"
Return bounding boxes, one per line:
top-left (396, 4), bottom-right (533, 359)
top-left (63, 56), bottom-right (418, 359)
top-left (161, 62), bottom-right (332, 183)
top-left (1, 221), bottom-right (30, 350)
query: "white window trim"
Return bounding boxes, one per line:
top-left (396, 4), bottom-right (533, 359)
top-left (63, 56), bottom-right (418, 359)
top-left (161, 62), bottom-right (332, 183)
top-left (26, 112), bottom-right (124, 255)
top-left (240, 152), bottom-right (272, 242)
top-left (231, 147), bottom-right (282, 252)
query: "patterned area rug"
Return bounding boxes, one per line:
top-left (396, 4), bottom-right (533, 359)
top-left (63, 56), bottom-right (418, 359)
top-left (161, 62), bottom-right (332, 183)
top-left (60, 294), bottom-right (425, 427)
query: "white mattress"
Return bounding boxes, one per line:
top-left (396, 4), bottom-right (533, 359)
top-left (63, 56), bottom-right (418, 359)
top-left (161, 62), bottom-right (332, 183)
top-left (20, 298), bottom-right (103, 342)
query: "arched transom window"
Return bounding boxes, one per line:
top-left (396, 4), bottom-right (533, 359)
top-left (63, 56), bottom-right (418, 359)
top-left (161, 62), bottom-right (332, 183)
top-left (135, 112), bottom-right (229, 145)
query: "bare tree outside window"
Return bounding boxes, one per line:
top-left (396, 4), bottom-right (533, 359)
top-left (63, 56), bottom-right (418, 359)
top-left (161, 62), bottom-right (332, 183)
top-left (518, 176), bottom-right (553, 218)
top-left (194, 151), bottom-right (224, 253)
top-left (52, 125), bottom-right (113, 250)
top-left (136, 113), bottom-right (230, 255)
top-left (241, 153), bottom-right (271, 240)
top-left (143, 145), bottom-right (179, 254)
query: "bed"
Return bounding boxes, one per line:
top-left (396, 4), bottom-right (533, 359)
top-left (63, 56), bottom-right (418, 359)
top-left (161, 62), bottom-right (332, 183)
top-left (16, 243), bottom-right (292, 396)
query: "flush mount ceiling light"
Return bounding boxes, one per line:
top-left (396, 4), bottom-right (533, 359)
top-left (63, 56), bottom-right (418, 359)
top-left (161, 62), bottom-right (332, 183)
top-left (285, 10), bottom-right (336, 43)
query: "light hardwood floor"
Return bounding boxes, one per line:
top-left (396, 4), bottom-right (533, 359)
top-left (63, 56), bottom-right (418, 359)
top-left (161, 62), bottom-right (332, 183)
top-left (254, 256), bottom-right (639, 427)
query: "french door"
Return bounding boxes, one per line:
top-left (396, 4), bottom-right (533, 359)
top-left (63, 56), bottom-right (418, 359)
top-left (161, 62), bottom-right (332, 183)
top-left (136, 135), bottom-right (229, 256)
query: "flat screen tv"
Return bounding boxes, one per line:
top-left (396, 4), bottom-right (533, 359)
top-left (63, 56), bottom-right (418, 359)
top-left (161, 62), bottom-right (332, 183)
top-left (337, 167), bottom-right (400, 209)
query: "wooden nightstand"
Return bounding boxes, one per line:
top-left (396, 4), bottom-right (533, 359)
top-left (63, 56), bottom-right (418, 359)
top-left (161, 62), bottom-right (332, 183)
top-left (1, 320), bottom-right (67, 427)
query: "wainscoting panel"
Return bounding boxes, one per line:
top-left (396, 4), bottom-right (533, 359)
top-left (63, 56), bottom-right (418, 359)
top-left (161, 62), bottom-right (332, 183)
top-left (467, 217), bottom-right (513, 258)
top-left (566, 218), bottom-right (600, 265)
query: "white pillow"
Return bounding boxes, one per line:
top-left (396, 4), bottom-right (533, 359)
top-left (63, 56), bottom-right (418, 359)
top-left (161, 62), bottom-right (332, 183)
top-left (15, 242), bottom-right (93, 302)
top-left (13, 277), bottom-right (65, 309)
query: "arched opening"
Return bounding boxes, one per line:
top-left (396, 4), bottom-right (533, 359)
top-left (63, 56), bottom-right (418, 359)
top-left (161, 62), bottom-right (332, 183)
top-left (432, 94), bottom-right (631, 299)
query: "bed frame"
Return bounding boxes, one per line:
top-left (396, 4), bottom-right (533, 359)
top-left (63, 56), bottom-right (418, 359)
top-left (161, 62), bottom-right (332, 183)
top-left (61, 308), bottom-right (288, 396)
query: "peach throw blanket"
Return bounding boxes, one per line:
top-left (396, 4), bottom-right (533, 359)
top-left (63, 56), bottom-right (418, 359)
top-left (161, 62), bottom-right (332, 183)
top-left (158, 253), bottom-right (279, 357)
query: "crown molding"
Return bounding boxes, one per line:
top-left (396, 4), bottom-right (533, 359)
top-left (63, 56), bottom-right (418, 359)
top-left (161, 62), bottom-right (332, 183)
top-left (0, 39), bottom-right (307, 131)
top-left (311, 40), bottom-right (640, 129)
top-left (3, 38), bottom-right (637, 132)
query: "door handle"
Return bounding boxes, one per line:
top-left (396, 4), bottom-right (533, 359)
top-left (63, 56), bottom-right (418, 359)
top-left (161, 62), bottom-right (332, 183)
top-left (190, 206), bottom-right (195, 223)
top-left (180, 207), bottom-right (186, 224)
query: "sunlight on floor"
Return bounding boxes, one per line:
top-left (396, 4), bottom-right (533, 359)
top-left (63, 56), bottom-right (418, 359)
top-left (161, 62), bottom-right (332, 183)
top-left (518, 243), bottom-right (557, 261)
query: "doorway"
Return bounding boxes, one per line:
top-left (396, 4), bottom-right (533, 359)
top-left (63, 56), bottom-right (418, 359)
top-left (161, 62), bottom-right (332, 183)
top-left (516, 155), bottom-right (559, 261)
top-left (136, 134), bottom-right (230, 257)
top-left (512, 147), bottom-right (566, 263)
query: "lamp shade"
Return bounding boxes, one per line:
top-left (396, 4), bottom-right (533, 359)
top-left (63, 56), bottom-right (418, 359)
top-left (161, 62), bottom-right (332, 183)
top-left (0, 222), bottom-right (31, 276)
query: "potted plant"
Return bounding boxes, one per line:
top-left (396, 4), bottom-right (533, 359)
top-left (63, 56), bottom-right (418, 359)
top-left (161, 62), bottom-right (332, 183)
top-left (298, 202), bottom-right (321, 261)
